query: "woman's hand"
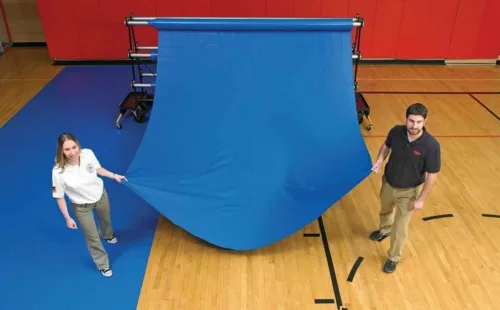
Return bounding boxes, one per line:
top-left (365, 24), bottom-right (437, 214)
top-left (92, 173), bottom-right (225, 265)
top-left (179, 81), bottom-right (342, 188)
top-left (96, 168), bottom-right (128, 183)
top-left (66, 218), bottom-right (77, 229)
top-left (113, 174), bottom-right (128, 183)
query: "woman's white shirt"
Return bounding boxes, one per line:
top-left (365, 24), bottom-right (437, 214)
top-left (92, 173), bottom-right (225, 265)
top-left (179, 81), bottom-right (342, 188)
top-left (52, 148), bottom-right (104, 204)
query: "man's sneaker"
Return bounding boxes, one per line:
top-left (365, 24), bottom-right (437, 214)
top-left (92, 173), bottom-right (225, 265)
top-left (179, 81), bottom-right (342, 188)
top-left (383, 259), bottom-right (398, 273)
top-left (100, 267), bottom-right (113, 277)
top-left (369, 230), bottom-right (390, 241)
top-left (105, 236), bottom-right (117, 244)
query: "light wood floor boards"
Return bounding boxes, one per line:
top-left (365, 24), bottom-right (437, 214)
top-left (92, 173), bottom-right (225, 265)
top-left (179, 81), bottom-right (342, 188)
top-left (0, 47), bottom-right (63, 127)
top-left (471, 94), bottom-right (500, 120)
top-left (360, 93), bottom-right (500, 136)
top-left (2, 47), bottom-right (499, 309)
top-left (356, 64), bottom-right (500, 93)
top-left (326, 137), bottom-right (500, 309)
top-left (137, 216), bottom-right (335, 310)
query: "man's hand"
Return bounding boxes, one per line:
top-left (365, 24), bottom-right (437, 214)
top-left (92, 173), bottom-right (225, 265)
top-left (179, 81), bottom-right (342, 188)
top-left (412, 199), bottom-right (424, 211)
top-left (371, 159), bottom-right (383, 173)
top-left (372, 143), bottom-right (390, 174)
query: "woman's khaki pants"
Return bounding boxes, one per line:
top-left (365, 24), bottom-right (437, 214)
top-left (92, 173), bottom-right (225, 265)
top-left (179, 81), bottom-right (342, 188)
top-left (71, 188), bottom-right (114, 270)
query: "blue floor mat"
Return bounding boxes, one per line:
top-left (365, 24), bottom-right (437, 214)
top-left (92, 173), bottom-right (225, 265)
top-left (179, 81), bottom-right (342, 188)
top-left (0, 65), bottom-right (158, 310)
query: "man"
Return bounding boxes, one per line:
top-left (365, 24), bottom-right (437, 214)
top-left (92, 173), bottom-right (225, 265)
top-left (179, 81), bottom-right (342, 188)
top-left (370, 103), bottom-right (441, 273)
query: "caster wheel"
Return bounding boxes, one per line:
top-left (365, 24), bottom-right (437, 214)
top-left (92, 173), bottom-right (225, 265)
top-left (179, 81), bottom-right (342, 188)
top-left (134, 115), bottom-right (147, 123)
top-left (365, 125), bottom-right (373, 131)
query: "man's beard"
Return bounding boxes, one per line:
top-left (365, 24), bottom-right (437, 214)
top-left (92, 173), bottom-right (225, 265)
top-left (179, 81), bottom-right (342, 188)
top-left (407, 127), bottom-right (421, 135)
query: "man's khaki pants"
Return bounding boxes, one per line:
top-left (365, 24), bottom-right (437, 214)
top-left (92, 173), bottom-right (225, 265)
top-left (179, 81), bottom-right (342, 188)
top-left (71, 188), bottom-right (114, 270)
top-left (379, 176), bottom-right (422, 262)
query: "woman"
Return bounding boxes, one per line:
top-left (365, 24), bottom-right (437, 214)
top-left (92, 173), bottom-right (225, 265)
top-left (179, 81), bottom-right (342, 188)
top-left (51, 133), bottom-right (127, 277)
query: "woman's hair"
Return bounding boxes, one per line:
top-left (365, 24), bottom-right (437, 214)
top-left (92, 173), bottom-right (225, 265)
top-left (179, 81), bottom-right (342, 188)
top-left (54, 133), bottom-right (81, 171)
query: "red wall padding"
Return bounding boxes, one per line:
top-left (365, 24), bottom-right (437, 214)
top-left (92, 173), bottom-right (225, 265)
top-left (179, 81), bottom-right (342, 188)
top-left (36, 0), bottom-right (500, 61)
top-left (395, 0), bottom-right (461, 59)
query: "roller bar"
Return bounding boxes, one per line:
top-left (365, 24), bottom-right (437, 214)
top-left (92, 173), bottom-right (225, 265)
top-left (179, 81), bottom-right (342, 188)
top-left (132, 82), bottom-right (155, 88)
top-left (130, 51), bottom-right (360, 60)
top-left (125, 17), bottom-right (363, 28)
top-left (124, 16), bottom-right (155, 25)
top-left (136, 46), bottom-right (158, 50)
top-left (129, 53), bottom-right (152, 58)
top-left (126, 17), bottom-right (363, 22)
top-left (128, 52), bottom-right (158, 62)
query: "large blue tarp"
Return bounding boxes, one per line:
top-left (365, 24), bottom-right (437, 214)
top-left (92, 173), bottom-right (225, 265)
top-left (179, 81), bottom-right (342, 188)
top-left (123, 18), bottom-right (372, 251)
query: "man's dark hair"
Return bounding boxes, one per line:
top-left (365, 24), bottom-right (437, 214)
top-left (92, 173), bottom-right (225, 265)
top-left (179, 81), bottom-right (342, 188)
top-left (406, 103), bottom-right (428, 119)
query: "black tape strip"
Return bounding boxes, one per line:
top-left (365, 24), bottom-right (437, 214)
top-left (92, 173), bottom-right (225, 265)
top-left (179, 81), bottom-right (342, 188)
top-left (422, 214), bottom-right (454, 221)
top-left (347, 257), bottom-right (364, 282)
top-left (303, 233), bottom-right (320, 237)
top-left (317, 216), bottom-right (343, 307)
top-left (482, 214), bottom-right (500, 219)
top-left (314, 299), bottom-right (334, 304)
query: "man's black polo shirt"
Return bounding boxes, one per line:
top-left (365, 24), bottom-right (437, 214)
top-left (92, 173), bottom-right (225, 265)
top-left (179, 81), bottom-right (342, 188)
top-left (384, 125), bottom-right (441, 188)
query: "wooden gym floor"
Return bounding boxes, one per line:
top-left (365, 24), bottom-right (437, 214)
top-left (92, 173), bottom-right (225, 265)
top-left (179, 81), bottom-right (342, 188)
top-left (1, 47), bottom-right (499, 309)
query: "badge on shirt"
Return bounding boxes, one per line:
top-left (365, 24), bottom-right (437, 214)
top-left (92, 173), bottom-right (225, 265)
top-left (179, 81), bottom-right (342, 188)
top-left (86, 163), bottom-right (95, 173)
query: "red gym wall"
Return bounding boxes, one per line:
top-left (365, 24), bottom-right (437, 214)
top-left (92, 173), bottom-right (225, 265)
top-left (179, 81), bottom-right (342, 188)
top-left (35, 0), bottom-right (500, 61)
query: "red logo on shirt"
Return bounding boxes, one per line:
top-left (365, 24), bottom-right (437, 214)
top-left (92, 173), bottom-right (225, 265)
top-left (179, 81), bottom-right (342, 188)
top-left (414, 150), bottom-right (421, 156)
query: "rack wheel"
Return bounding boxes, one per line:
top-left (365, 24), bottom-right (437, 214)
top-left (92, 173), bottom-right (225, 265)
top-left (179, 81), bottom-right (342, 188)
top-left (115, 113), bottom-right (125, 129)
top-left (364, 115), bottom-right (374, 131)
